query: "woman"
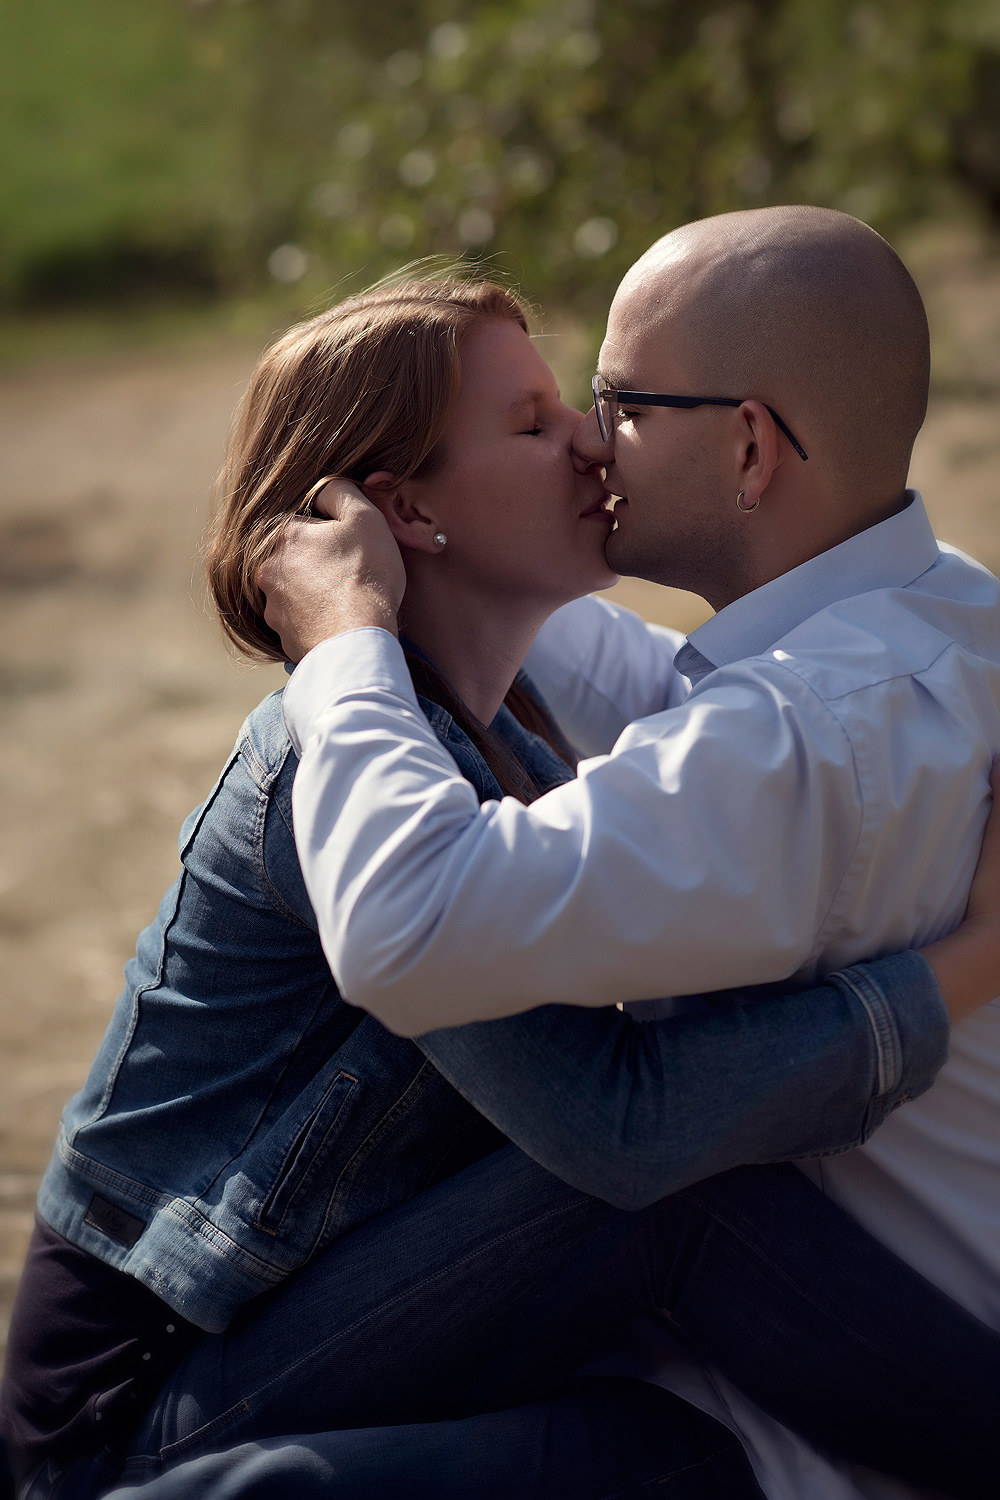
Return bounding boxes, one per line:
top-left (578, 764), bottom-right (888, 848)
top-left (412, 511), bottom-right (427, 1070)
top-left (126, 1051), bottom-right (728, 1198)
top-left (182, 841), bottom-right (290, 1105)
top-left (4, 276), bottom-right (1000, 1500)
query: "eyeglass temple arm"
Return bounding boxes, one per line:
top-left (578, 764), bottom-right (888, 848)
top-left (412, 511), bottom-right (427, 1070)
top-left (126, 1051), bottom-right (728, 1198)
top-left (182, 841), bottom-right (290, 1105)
top-left (598, 387), bottom-right (809, 462)
top-left (761, 407), bottom-right (808, 461)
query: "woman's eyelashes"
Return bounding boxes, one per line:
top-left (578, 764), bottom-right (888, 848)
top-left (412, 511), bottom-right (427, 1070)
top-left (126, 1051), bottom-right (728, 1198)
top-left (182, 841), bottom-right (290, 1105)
top-left (516, 411), bottom-right (544, 436)
top-left (520, 399), bottom-right (563, 436)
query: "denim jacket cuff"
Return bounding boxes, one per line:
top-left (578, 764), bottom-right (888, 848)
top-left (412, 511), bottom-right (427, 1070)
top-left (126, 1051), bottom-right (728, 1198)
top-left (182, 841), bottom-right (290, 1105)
top-left (832, 950), bottom-right (949, 1123)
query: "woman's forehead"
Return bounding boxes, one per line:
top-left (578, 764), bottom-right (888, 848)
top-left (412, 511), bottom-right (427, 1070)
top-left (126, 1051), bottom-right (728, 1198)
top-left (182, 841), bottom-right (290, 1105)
top-left (456, 321), bottom-right (556, 409)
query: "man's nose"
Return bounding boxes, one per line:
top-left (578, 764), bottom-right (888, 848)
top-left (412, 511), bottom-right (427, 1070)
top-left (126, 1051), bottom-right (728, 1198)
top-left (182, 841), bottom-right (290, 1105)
top-left (572, 403), bottom-right (613, 470)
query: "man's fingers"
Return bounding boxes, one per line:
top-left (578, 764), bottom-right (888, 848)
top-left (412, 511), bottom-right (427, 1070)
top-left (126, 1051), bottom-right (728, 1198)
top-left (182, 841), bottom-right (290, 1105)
top-left (256, 506), bottom-right (353, 596)
top-left (253, 481), bottom-right (405, 662)
top-left (256, 534), bottom-right (294, 598)
top-left (305, 478), bottom-right (371, 521)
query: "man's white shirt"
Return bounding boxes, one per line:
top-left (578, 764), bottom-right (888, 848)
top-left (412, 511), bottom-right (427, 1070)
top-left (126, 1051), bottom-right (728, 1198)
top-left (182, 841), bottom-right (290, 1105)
top-left (283, 493), bottom-right (1000, 1500)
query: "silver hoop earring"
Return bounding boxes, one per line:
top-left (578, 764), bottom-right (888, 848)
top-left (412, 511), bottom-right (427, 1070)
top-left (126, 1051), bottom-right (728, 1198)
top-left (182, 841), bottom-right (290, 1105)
top-left (736, 490), bottom-right (759, 513)
top-left (433, 532), bottom-right (447, 548)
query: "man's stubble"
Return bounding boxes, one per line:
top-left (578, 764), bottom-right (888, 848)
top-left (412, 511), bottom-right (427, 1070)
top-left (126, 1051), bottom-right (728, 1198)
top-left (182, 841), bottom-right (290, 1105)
top-left (604, 460), bottom-right (749, 608)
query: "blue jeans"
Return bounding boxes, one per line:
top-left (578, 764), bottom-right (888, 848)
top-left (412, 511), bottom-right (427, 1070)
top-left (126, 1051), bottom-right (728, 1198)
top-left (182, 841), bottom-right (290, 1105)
top-left (41, 1146), bottom-right (991, 1500)
top-left (75, 1379), bottom-right (762, 1499)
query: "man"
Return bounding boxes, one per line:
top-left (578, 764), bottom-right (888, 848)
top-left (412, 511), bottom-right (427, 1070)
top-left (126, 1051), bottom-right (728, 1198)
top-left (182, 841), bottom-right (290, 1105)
top-left (260, 206), bottom-right (1000, 1496)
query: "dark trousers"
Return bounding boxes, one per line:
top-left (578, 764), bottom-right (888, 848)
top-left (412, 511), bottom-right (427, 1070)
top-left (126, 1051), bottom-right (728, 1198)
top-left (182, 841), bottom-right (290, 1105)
top-left (30, 1150), bottom-right (1000, 1499)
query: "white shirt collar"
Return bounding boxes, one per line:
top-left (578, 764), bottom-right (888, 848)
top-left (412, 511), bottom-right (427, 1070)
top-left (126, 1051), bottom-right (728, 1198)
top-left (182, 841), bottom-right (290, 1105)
top-left (675, 491), bottom-right (940, 681)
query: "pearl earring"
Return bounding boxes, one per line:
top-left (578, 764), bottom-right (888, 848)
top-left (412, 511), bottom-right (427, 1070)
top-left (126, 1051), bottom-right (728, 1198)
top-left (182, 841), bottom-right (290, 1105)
top-left (433, 532), bottom-right (447, 548)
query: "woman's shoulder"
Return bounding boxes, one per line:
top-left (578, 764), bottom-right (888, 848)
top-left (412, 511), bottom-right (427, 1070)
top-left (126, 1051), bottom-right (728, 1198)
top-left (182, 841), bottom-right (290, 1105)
top-left (236, 683), bottom-right (484, 798)
top-left (236, 687), bottom-right (298, 791)
top-left (177, 686), bottom-right (308, 919)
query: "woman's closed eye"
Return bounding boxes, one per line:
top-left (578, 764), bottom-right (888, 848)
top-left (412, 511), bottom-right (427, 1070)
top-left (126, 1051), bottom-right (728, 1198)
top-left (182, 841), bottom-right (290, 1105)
top-left (515, 402), bottom-right (545, 436)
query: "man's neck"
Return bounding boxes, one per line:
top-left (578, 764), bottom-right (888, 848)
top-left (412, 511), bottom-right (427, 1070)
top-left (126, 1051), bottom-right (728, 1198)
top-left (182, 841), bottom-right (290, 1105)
top-left (398, 569), bottom-right (550, 726)
top-left (708, 487), bottom-right (912, 613)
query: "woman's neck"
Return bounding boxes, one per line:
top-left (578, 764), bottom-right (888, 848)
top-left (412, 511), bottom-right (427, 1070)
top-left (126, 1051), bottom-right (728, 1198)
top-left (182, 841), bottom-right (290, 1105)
top-left (398, 567), bottom-right (552, 726)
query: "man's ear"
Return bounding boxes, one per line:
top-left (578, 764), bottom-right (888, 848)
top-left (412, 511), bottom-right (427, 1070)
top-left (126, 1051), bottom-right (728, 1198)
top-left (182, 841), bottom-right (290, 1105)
top-left (735, 402), bottom-right (781, 510)
top-left (360, 472), bottom-right (442, 555)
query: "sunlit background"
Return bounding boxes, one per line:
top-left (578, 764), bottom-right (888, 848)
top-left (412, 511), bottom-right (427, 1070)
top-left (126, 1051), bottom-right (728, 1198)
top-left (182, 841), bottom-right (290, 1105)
top-left (3, 0), bottom-right (1000, 1359)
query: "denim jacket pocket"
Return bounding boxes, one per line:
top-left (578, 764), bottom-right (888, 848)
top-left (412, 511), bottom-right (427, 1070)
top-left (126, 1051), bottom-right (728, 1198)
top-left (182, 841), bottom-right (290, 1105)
top-left (255, 1069), bottom-right (360, 1234)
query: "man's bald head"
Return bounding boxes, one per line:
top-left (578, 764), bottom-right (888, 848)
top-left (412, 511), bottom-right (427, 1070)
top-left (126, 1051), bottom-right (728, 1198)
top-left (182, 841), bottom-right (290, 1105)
top-left (615, 206), bottom-right (929, 502)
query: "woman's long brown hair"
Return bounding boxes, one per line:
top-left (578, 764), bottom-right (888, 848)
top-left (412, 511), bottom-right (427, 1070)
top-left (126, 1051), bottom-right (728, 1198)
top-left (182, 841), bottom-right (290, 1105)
top-left (205, 276), bottom-right (576, 799)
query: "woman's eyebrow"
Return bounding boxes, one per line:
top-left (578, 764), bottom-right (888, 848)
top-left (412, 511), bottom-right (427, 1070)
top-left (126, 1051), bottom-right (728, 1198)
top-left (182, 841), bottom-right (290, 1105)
top-left (505, 388), bottom-right (558, 415)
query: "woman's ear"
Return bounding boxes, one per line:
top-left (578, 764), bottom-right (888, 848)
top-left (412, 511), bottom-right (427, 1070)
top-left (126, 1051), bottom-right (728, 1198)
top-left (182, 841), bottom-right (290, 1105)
top-left (361, 471), bottom-right (443, 555)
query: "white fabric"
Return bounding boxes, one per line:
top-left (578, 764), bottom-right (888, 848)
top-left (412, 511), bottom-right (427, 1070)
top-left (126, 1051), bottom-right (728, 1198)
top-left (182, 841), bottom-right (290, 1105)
top-left (523, 593), bottom-right (689, 755)
top-left (284, 492), bottom-right (1000, 1499)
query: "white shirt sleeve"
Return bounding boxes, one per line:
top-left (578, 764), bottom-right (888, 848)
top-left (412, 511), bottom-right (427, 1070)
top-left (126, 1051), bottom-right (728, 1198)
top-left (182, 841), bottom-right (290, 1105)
top-left (284, 628), bottom-right (863, 1037)
top-left (523, 594), bottom-right (689, 755)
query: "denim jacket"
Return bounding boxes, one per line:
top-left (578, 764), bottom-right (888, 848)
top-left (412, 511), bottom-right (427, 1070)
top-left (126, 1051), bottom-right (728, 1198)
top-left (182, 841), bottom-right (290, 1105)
top-left (37, 682), bottom-right (570, 1333)
top-left (37, 679), bottom-right (949, 1334)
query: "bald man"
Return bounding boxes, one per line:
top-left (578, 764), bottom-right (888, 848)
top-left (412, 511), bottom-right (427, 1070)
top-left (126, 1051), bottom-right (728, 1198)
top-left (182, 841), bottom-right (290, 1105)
top-left (261, 208), bottom-right (1000, 1498)
top-left (593, 206), bottom-right (928, 607)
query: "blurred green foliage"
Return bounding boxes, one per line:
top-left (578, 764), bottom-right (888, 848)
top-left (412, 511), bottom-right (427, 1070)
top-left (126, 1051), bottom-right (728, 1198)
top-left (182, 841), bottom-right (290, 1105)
top-left (3, 0), bottom-right (1000, 315)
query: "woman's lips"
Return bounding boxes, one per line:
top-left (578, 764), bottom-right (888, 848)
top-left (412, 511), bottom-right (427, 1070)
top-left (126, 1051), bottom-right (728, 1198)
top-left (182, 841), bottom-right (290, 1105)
top-left (580, 489), bottom-right (614, 519)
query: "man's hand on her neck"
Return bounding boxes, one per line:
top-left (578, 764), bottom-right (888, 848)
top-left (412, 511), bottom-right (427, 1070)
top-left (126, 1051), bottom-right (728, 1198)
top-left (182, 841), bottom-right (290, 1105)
top-left (257, 482), bottom-right (405, 663)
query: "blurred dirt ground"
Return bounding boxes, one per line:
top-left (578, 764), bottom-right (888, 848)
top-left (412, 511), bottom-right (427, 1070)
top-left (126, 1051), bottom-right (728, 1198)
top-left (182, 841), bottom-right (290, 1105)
top-left (2, 232), bottom-right (1000, 1362)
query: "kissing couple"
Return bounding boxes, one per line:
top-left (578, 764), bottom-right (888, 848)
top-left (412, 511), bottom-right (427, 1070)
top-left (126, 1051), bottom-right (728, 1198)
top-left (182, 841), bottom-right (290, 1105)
top-left (6, 206), bottom-right (1000, 1500)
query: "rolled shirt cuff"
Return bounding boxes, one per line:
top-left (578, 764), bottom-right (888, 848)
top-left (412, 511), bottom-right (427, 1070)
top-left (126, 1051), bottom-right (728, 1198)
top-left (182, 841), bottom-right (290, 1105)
top-left (832, 948), bottom-right (950, 1126)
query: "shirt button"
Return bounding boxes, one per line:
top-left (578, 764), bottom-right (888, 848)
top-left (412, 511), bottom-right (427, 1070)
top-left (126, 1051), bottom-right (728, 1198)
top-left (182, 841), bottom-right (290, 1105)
top-left (95, 1411), bottom-right (102, 1422)
top-left (165, 1324), bottom-right (175, 1334)
top-left (142, 1352), bottom-right (152, 1361)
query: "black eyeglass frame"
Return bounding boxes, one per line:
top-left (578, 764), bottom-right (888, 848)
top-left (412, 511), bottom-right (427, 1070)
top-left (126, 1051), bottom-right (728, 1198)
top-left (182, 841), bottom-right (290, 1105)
top-left (592, 375), bottom-right (809, 461)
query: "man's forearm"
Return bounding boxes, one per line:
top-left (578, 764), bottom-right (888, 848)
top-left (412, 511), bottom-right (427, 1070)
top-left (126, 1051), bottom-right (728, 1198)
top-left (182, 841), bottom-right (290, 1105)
top-left (285, 633), bottom-right (856, 1034)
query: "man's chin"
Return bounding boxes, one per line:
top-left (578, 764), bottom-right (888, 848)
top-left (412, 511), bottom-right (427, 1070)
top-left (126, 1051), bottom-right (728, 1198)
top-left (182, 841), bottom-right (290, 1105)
top-left (604, 540), bottom-right (673, 590)
top-left (604, 527), bottom-right (646, 581)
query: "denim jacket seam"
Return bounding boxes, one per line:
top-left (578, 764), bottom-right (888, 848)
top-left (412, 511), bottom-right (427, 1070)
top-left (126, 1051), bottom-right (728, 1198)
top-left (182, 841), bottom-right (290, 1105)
top-left (58, 995), bottom-right (346, 1242)
top-left (51, 1146), bottom-right (287, 1271)
top-left (263, 791), bottom-right (316, 931)
top-left (160, 1199), bottom-right (289, 1277)
top-left (239, 734), bottom-right (276, 794)
top-left (81, 871), bottom-right (193, 1132)
top-left (241, 725), bottom-right (320, 929)
top-left (252, 780), bottom-right (307, 928)
top-left (54, 1131), bottom-right (169, 1209)
top-left (88, 750), bottom-right (238, 1123)
top-left (830, 965), bottom-right (902, 1095)
top-left (178, 746), bottom-right (243, 860)
top-left (237, 695), bottom-right (296, 793)
top-left (252, 1069), bottom-right (361, 1238)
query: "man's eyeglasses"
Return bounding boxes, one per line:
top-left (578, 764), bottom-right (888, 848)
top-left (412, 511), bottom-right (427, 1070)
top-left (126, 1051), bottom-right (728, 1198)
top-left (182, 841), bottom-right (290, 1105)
top-left (591, 374), bottom-right (809, 461)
